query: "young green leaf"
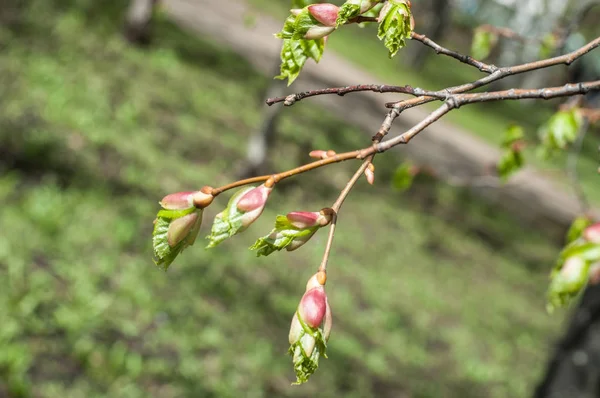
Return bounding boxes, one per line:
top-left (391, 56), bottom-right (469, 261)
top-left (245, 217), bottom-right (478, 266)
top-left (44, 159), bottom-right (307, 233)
top-left (392, 162), bottom-right (415, 192)
top-left (547, 255), bottom-right (590, 312)
top-left (336, 0), bottom-right (380, 27)
top-left (471, 29), bottom-right (498, 60)
top-left (250, 215), bottom-right (320, 256)
top-left (276, 38), bottom-right (325, 85)
top-left (377, 0), bottom-right (413, 58)
top-left (566, 216), bottom-right (593, 244)
top-left (153, 207), bottom-right (202, 271)
top-left (497, 148), bottom-right (524, 181)
top-left (501, 124), bottom-right (525, 148)
top-left (538, 108), bottom-right (583, 157)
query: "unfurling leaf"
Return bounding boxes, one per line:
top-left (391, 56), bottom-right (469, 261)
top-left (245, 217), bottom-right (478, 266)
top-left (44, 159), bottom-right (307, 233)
top-left (250, 210), bottom-right (332, 256)
top-left (206, 184), bottom-right (272, 248)
top-left (392, 162), bottom-right (415, 192)
top-left (152, 190), bottom-right (214, 270)
top-left (547, 224), bottom-right (600, 311)
top-left (538, 108), bottom-right (583, 158)
top-left (497, 148), bottom-right (524, 181)
top-left (377, 0), bottom-right (412, 58)
top-left (276, 38), bottom-right (325, 85)
top-left (501, 124), bottom-right (525, 148)
top-left (471, 29), bottom-right (498, 60)
top-left (336, 0), bottom-right (380, 27)
top-left (566, 216), bottom-right (593, 244)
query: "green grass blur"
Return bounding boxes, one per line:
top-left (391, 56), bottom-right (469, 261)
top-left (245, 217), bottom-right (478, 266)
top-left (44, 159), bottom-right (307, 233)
top-left (0, 1), bottom-right (573, 397)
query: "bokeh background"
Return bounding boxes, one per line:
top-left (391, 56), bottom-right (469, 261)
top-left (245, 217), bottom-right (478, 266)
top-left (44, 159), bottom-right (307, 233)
top-left (1, 0), bottom-right (599, 397)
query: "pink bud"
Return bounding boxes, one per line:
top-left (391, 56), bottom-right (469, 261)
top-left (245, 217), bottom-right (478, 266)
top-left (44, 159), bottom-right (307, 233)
top-left (287, 211), bottom-right (321, 229)
top-left (167, 211), bottom-right (201, 247)
top-left (304, 25), bottom-right (336, 40)
top-left (309, 150), bottom-right (328, 159)
top-left (298, 286), bottom-right (327, 328)
top-left (160, 189), bottom-right (214, 210)
top-left (236, 184), bottom-right (272, 228)
top-left (290, 8), bottom-right (302, 16)
top-left (583, 223), bottom-right (600, 243)
top-left (160, 191), bottom-right (195, 210)
top-left (308, 4), bottom-right (339, 27)
top-left (237, 184), bottom-right (271, 211)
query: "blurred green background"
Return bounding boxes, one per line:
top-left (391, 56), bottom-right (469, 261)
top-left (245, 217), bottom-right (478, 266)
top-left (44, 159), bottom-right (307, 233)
top-left (1, 0), bottom-right (599, 397)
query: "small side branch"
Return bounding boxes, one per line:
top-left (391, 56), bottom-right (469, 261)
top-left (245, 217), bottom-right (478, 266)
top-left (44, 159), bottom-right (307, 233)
top-left (266, 84), bottom-right (418, 106)
top-left (410, 32), bottom-right (498, 74)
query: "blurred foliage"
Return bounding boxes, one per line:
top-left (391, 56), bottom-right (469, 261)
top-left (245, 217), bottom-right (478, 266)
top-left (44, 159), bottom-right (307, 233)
top-left (470, 29), bottom-right (497, 60)
top-left (0, 0), bottom-right (573, 397)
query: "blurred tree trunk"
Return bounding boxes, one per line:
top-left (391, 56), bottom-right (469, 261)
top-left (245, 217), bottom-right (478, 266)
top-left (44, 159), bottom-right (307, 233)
top-left (124, 0), bottom-right (159, 45)
top-left (238, 60), bottom-right (286, 178)
top-left (534, 285), bottom-right (600, 398)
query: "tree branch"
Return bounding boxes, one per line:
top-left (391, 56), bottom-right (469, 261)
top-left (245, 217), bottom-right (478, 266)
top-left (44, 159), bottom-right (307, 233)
top-left (410, 32), bottom-right (498, 73)
top-left (266, 84), bottom-right (417, 106)
top-left (216, 81), bottom-right (599, 197)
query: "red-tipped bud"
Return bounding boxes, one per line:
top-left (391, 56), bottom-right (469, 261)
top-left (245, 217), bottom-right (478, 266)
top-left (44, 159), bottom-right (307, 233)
top-left (309, 150), bottom-right (328, 159)
top-left (236, 184), bottom-right (272, 227)
top-left (160, 191), bottom-right (195, 210)
top-left (583, 223), bottom-right (600, 243)
top-left (308, 4), bottom-right (339, 27)
top-left (160, 189), bottom-right (214, 210)
top-left (288, 272), bottom-right (332, 384)
top-left (298, 286), bottom-right (327, 328)
top-left (287, 211), bottom-right (321, 229)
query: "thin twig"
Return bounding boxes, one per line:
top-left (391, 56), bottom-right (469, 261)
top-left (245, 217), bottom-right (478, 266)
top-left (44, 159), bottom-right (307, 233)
top-left (318, 156), bottom-right (374, 273)
top-left (214, 81), bottom-right (600, 196)
top-left (410, 32), bottom-right (498, 73)
top-left (266, 84), bottom-right (417, 106)
top-left (386, 36), bottom-right (600, 109)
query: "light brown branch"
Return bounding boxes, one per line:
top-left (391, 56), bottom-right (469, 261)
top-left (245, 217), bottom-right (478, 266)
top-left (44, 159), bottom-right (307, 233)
top-left (386, 36), bottom-right (600, 110)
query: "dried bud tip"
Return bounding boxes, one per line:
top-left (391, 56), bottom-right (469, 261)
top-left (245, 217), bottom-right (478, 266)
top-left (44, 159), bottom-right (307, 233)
top-left (306, 272), bottom-right (326, 291)
top-left (318, 208), bottom-right (335, 226)
top-left (316, 270), bottom-right (327, 286)
top-left (192, 189), bottom-right (214, 209)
